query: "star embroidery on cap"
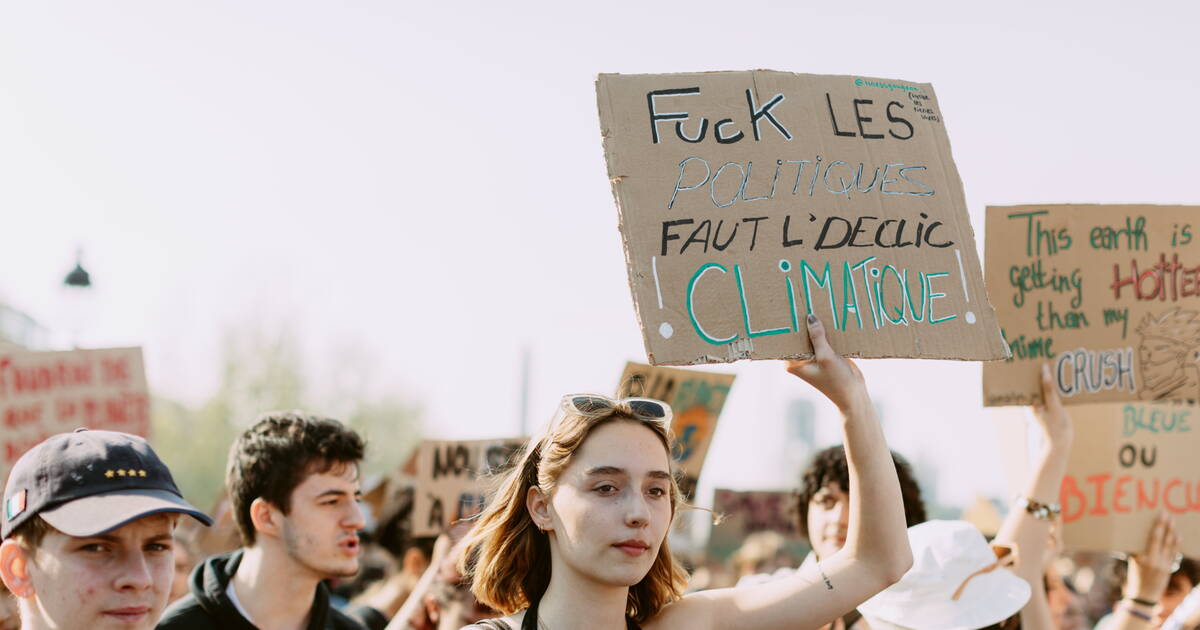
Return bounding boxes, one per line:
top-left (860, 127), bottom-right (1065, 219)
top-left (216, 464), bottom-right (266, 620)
top-left (105, 470), bottom-right (115, 478)
top-left (117, 470), bottom-right (127, 477)
top-left (138, 470), bottom-right (147, 477)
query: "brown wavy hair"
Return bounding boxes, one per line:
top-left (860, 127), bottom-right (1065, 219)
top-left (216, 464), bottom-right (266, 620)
top-left (459, 399), bottom-right (690, 623)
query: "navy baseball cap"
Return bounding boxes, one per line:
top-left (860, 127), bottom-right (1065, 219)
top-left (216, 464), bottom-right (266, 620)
top-left (2, 429), bottom-right (212, 539)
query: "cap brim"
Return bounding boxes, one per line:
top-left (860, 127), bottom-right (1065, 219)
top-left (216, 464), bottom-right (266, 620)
top-left (40, 489), bottom-right (213, 537)
top-left (858, 569), bottom-right (1030, 630)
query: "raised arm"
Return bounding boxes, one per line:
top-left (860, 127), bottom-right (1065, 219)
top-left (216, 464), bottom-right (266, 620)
top-left (1108, 512), bottom-right (1181, 630)
top-left (650, 315), bottom-right (912, 630)
top-left (993, 363), bottom-right (1073, 630)
top-left (383, 532), bottom-right (453, 630)
top-left (784, 314), bottom-right (913, 592)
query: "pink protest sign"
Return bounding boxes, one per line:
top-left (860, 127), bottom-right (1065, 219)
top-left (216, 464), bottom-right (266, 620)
top-left (1, 347), bottom-right (150, 483)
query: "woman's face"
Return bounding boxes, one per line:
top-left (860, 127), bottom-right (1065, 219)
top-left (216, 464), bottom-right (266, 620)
top-left (534, 420), bottom-right (674, 588)
top-left (1155, 573), bottom-right (1197, 627)
top-left (806, 482), bottom-right (850, 560)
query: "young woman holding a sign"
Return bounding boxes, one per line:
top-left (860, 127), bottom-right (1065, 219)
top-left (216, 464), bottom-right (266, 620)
top-left (457, 314), bottom-right (912, 630)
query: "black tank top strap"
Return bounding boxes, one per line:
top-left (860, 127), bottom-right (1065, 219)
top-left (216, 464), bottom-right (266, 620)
top-left (522, 599), bottom-right (539, 630)
top-left (521, 597), bottom-right (642, 630)
top-left (466, 621), bottom-right (513, 630)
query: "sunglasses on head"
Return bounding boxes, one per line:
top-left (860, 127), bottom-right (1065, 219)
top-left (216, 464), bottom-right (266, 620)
top-left (558, 394), bottom-right (673, 426)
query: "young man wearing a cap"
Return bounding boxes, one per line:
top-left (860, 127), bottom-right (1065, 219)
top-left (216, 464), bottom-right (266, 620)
top-left (0, 429), bottom-right (213, 630)
top-left (158, 411), bottom-right (370, 630)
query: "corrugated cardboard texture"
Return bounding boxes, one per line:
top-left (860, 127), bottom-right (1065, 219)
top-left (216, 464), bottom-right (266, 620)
top-left (616, 362), bottom-right (735, 499)
top-left (597, 70), bottom-right (1005, 365)
top-left (983, 204), bottom-right (1200, 406)
top-left (1058, 402), bottom-right (1199, 557)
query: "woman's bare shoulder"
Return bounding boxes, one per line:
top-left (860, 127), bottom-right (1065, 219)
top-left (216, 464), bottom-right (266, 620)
top-left (641, 590), bottom-right (720, 630)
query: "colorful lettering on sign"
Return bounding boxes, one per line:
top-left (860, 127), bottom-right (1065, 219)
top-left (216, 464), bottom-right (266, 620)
top-left (1054, 347), bottom-right (1136, 397)
top-left (686, 255), bottom-right (968, 347)
top-left (1061, 474), bottom-right (1200, 521)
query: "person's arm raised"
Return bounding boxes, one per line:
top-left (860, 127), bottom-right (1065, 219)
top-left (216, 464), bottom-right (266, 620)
top-left (1108, 512), bottom-right (1181, 630)
top-left (992, 363), bottom-right (1073, 630)
top-left (649, 315), bottom-right (912, 630)
top-left (383, 533), bottom-right (453, 630)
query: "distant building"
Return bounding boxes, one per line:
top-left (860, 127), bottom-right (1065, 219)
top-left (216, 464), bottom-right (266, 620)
top-left (0, 302), bottom-right (51, 350)
top-left (782, 399), bottom-right (816, 483)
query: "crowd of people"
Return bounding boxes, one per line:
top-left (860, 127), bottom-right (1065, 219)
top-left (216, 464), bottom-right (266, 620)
top-left (1, 315), bottom-right (1197, 630)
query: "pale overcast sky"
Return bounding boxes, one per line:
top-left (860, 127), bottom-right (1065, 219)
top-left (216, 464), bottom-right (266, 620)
top-left (1, 0), bottom-right (1196, 509)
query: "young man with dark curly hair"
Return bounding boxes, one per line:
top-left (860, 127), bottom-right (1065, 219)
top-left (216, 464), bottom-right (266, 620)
top-left (158, 411), bottom-right (370, 630)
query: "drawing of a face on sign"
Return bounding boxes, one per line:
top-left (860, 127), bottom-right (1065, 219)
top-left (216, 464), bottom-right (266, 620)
top-left (1136, 308), bottom-right (1200, 401)
top-left (671, 405), bottom-right (714, 467)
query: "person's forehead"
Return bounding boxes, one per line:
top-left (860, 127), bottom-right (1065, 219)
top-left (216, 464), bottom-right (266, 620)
top-left (567, 421), bottom-right (671, 477)
top-left (1170, 572), bottom-right (1197, 589)
top-left (43, 513), bottom-right (176, 546)
top-left (812, 482), bottom-right (848, 498)
top-left (293, 463), bottom-right (361, 494)
top-left (105, 513), bottom-right (179, 536)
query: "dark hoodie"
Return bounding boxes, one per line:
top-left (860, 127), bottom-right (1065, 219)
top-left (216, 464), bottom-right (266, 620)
top-left (157, 549), bottom-right (367, 630)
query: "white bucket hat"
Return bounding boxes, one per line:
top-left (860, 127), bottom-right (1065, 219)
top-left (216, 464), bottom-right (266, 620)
top-left (858, 520), bottom-right (1030, 630)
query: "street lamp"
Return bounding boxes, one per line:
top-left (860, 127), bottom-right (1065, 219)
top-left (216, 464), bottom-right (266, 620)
top-left (64, 255), bottom-right (91, 288)
top-left (61, 248), bottom-right (93, 347)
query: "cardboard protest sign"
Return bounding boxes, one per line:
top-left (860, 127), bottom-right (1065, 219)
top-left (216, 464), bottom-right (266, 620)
top-left (596, 71), bottom-right (1006, 365)
top-left (1058, 401), bottom-right (1200, 557)
top-left (411, 437), bottom-right (525, 537)
top-left (983, 205), bottom-right (1200, 406)
top-left (1, 347), bottom-right (149, 482)
top-left (707, 488), bottom-right (801, 560)
top-left (616, 362), bottom-right (734, 499)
